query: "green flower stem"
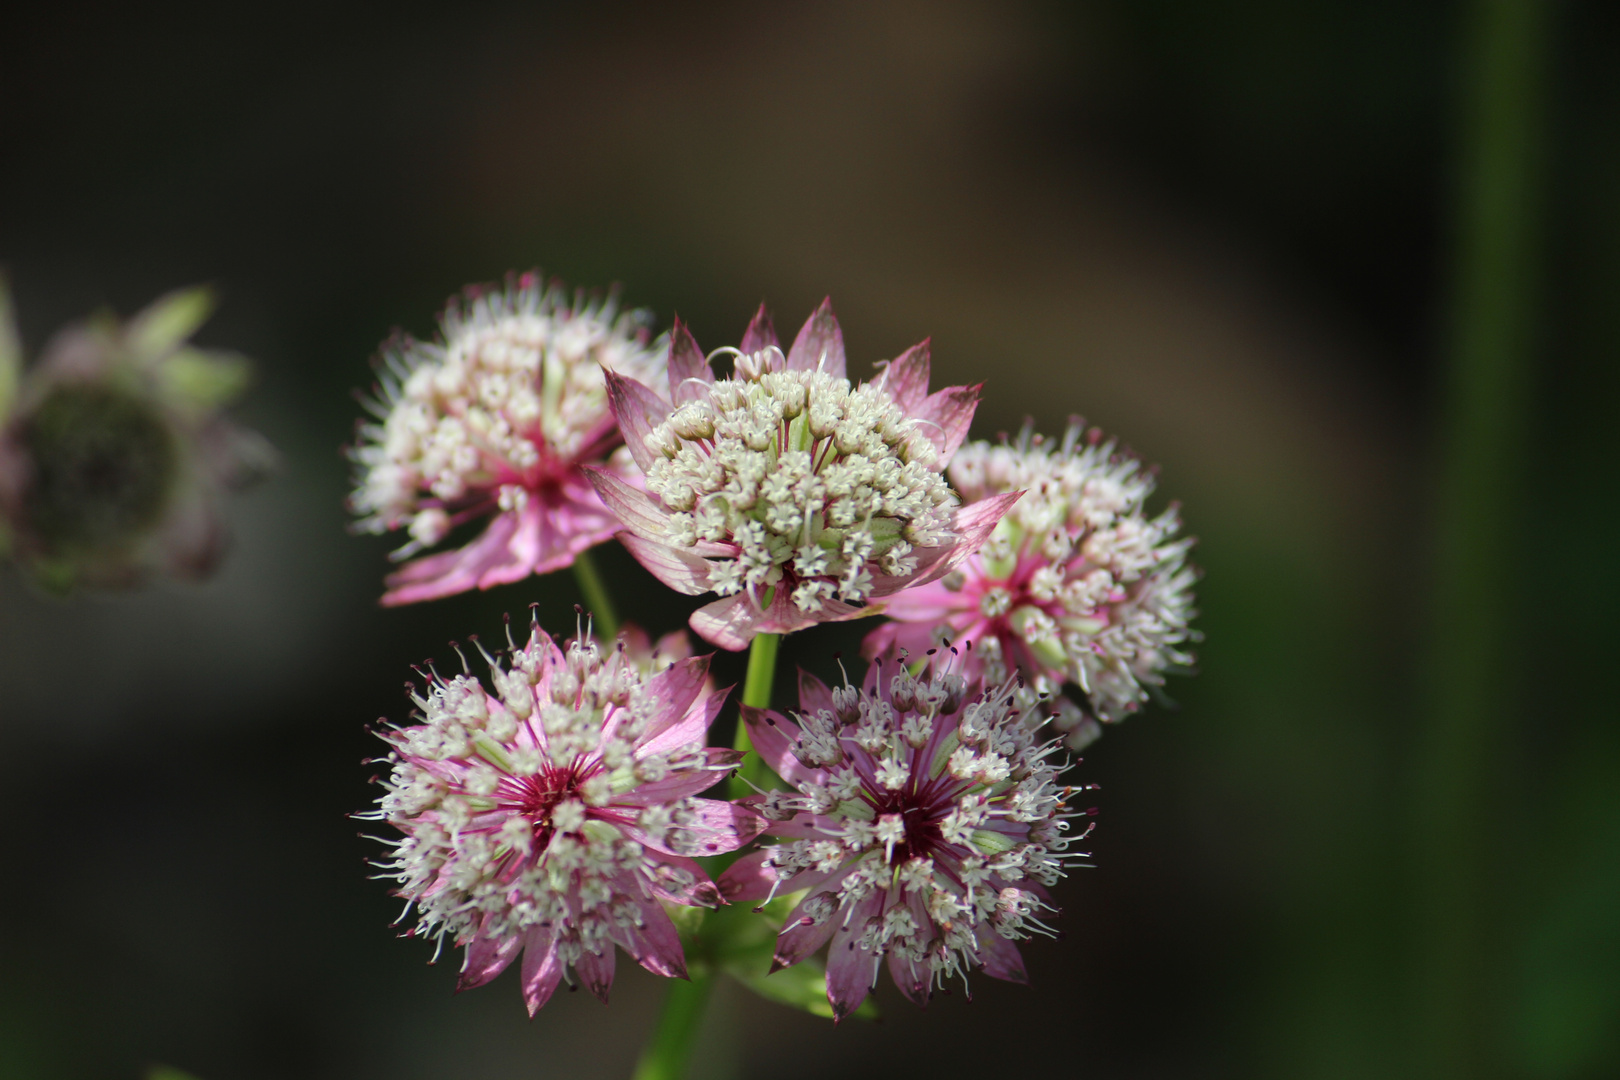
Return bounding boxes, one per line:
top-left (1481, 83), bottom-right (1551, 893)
top-left (1415, 0), bottom-right (1548, 1075)
top-left (571, 547), bottom-right (619, 640)
top-left (731, 631), bottom-right (781, 796)
top-left (632, 631), bottom-right (781, 1080)
top-left (629, 975), bottom-right (713, 1080)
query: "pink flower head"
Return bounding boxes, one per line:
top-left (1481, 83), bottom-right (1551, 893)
top-left (865, 420), bottom-right (1197, 736)
top-left (348, 273), bottom-right (665, 605)
top-left (0, 283), bottom-right (272, 592)
top-left (585, 299), bottom-right (1020, 650)
top-left (717, 652), bottom-right (1092, 1020)
top-left (364, 615), bottom-right (762, 1014)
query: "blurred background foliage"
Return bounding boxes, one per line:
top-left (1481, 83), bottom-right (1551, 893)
top-left (0, 1), bottom-right (1615, 1077)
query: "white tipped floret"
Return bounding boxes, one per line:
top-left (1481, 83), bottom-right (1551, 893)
top-left (940, 418), bottom-right (1198, 721)
top-left (349, 276), bottom-right (663, 545)
top-left (641, 361), bottom-right (958, 613)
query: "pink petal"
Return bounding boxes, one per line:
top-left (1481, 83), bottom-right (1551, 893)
top-left (860, 617), bottom-right (960, 663)
top-left (785, 297), bottom-right (846, 378)
top-left (457, 931), bottom-right (523, 991)
top-left (740, 706), bottom-right (821, 788)
top-left (871, 579), bottom-right (968, 621)
top-left (688, 593), bottom-right (769, 651)
top-left (637, 685), bottom-right (731, 759)
top-left (575, 945), bottom-right (616, 1003)
top-left (667, 318), bottom-right (714, 405)
top-left (796, 667), bottom-right (836, 717)
top-left (521, 926), bottom-right (565, 1016)
top-left (381, 509), bottom-right (523, 606)
top-left (739, 303), bottom-right (779, 355)
top-left (623, 798), bottom-right (761, 857)
top-left (583, 466), bottom-right (673, 541)
top-left (689, 588), bottom-right (864, 651)
top-left (874, 339), bottom-right (931, 412)
top-left (645, 854), bottom-right (726, 907)
top-left (942, 492), bottom-right (1023, 574)
top-left (825, 892), bottom-right (884, 1021)
top-left (914, 382), bottom-right (982, 463)
top-left (771, 894), bottom-right (840, 971)
top-left (618, 533), bottom-right (713, 596)
top-left (636, 691), bottom-right (729, 765)
top-left (682, 797), bottom-right (765, 854)
top-left (887, 950), bottom-right (930, 1006)
top-left (717, 850), bottom-right (777, 903)
top-left (603, 369), bottom-right (672, 475)
top-left (613, 747), bottom-right (741, 805)
top-left (619, 897), bottom-right (688, 979)
top-left (976, 928), bottom-right (1029, 984)
top-left (636, 655), bottom-right (712, 733)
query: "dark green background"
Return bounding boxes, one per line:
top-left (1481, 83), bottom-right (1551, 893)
top-left (0, 2), bottom-right (1614, 1077)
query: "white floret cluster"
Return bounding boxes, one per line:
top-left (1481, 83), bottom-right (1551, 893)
top-left (350, 278), bottom-right (663, 552)
top-left (367, 627), bottom-right (720, 965)
top-left (753, 662), bottom-right (1090, 989)
top-left (951, 421), bottom-right (1198, 720)
top-left (644, 358), bottom-right (957, 612)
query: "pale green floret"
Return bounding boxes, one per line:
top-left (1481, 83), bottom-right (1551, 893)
top-left (645, 366), bottom-right (956, 611)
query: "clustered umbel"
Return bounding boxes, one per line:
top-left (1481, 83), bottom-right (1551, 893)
top-left (720, 654), bottom-right (1095, 1019)
top-left (590, 300), bottom-right (1018, 650)
top-left (871, 419), bottom-right (1198, 727)
top-left (347, 273), bottom-right (664, 601)
top-left (0, 283), bottom-right (270, 592)
top-left (362, 615), bottom-right (758, 1014)
top-left (647, 364), bottom-right (954, 612)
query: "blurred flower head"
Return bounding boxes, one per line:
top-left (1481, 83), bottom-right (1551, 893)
top-left (718, 652), bottom-right (1092, 1020)
top-left (587, 299), bottom-right (1019, 650)
top-left (866, 420), bottom-right (1197, 728)
top-left (348, 273), bottom-right (664, 605)
top-left (0, 281), bottom-right (271, 592)
top-left (364, 615), bottom-right (761, 1014)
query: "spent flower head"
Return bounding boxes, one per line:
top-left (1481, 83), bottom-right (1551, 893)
top-left (718, 651), bottom-right (1094, 1020)
top-left (587, 299), bottom-right (1019, 650)
top-left (0, 282), bottom-right (271, 592)
top-left (866, 419), bottom-right (1197, 733)
top-left (348, 273), bottom-right (664, 605)
top-left (362, 614), bottom-right (762, 1014)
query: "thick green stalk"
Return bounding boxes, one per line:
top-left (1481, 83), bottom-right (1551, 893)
top-left (1415, 0), bottom-right (1547, 1076)
top-left (629, 976), bottom-right (713, 1080)
top-left (571, 548), bottom-right (620, 640)
top-left (731, 631), bottom-right (780, 796)
top-left (632, 631), bottom-right (781, 1080)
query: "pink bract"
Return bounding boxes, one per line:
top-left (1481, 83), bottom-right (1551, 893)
top-left (347, 273), bottom-right (665, 605)
top-left (864, 420), bottom-right (1197, 727)
top-left (365, 616), bottom-right (761, 1014)
top-left (716, 652), bottom-right (1091, 1020)
top-left (588, 298), bottom-right (1019, 650)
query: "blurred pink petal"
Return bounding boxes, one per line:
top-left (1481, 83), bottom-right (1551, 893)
top-left (785, 296), bottom-right (847, 377)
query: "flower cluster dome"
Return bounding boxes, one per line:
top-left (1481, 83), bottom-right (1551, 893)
top-left (866, 420), bottom-right (1197, 726)
top-left (364, 615), bottom-right (761, 1014)
top-left (718, 653), bottom-right (1093, 1019)
top-left (587, 299), bottom-right (1019, 649)
top-left (348, 273), bottom-right (665, 605)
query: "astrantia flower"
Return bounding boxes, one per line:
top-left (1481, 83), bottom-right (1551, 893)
top-left (0, 283), bottom-right (271, 592)
top-left (363, 616), bottom-right (762, 1014)
top-left (585, 299), bottom-right (1020, 649)
top-left (717, 654), bottom-right (1093, 1020)
top-left (865, 420), bottom-right (1197, 728)
top-left (348, 273), bottom-right (665, 605)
